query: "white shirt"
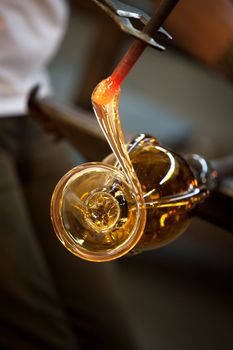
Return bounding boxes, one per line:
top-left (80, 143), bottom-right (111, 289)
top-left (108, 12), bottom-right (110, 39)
top-left (0, 0), bottom-right (68, 116)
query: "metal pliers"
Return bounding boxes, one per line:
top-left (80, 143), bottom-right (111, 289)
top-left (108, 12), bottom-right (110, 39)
top-left (91, 0), bottom-right (172, 50)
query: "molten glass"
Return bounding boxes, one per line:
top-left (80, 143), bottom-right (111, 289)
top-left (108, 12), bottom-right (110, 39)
top-left (51, 78), bottom-right (209, 262)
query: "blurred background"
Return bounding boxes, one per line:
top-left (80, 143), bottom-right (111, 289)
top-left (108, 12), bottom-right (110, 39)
top-left (47, 1), bottom-right (233, 349)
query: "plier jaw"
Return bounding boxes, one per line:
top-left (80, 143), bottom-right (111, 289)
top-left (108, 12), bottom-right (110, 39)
top-left (92, 0), bottom-right (172, 50)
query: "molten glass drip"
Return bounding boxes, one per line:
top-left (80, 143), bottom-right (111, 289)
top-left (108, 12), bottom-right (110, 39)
top-left (51, 75), bottom-right (148, 262)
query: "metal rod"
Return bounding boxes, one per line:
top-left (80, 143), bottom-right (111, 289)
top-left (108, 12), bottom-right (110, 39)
top-left (111, 0), bottom-right (179, 84)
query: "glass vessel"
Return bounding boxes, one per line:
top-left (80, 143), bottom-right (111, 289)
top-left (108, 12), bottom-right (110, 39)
top-left (51, 133), bottom-right (211, 262)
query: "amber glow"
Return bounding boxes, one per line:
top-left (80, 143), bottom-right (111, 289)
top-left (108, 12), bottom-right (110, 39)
top-left (92, 76), bottom-right (120, 106)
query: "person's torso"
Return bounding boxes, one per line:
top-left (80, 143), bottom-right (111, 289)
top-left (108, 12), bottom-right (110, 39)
top-left (0, 0), bottom-right (68, 115)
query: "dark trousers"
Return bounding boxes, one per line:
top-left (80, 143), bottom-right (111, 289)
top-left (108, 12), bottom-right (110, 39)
top-left (0, 117), bottom-right (137, 349)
